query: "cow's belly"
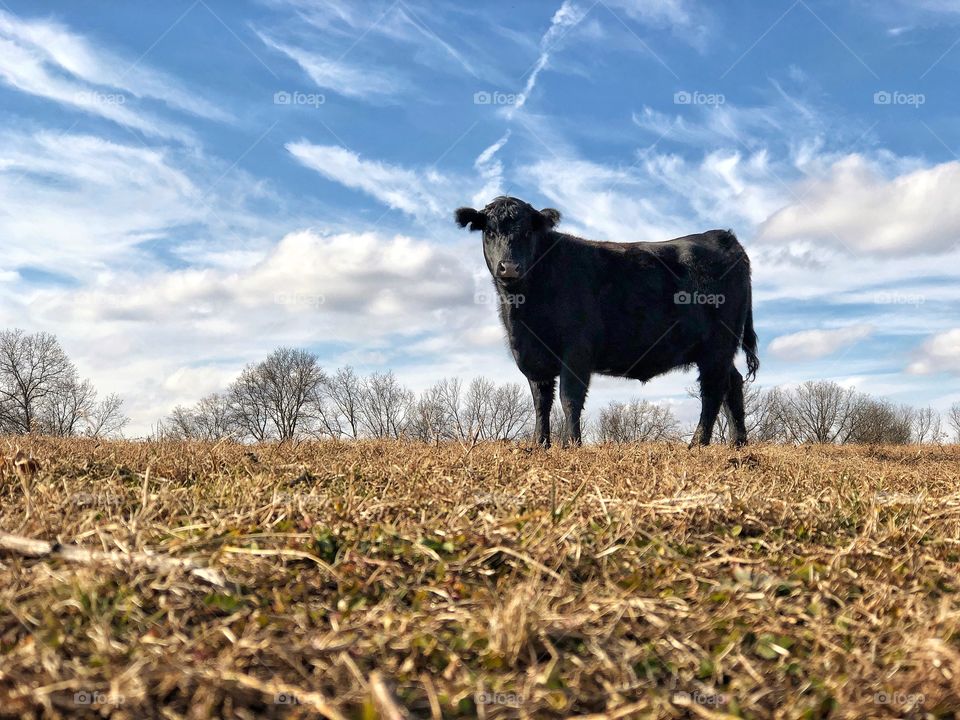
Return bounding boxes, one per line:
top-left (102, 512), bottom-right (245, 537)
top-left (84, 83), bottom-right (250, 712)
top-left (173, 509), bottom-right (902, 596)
top-left (593, 336), bottom-right (698, 381)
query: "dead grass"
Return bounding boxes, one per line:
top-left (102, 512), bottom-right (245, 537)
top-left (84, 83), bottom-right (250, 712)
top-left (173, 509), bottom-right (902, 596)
top-left (1, 438), bottom-right (960, 719)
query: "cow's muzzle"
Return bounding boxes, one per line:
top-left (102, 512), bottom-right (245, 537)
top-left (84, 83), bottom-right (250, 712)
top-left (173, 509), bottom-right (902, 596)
top-left (496, 261), bottom-right (520, 280)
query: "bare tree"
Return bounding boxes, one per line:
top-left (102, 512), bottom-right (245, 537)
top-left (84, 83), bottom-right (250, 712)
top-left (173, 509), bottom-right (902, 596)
top-left (405, 384), bottom-right (449, 444)
top-left (262, 348), bottom-right (327, 440)
top-left (484, 382), bottom-right (533, 440)
top-left (165, 404), bottom-right (198, 439)
top-left (949, 403), bottom-right (960, 443)
top-left (196, 393), bottom-right (235, 439)
top-left (774, 381), bottom-right (865, 444)
top-left (319, 366), bottom-right (363, 438)
top-left (229, 365), bottom-right (272, 442)
top-left (86, 393), bottom-right (129, 437)
top-left (227, 348), bottom-right (326, 441)
top-left (0, 329), bottom-right (128, 437)
top-left (435, 378), bottom-right (470, 441)
top-left (359, 371), bottom-right (412, 439)
top-left (405, 377), bottom-right (532, 443)
top-left (912, 406), bottom-right (943, 444)
top-left (458, 377), bottom-right (533, 441)
top-left (463, 377), bottom-right (494, 440)
top-left (741, 385), bottom-right (786, 442)
top-left (41, 377), bottom-right (97, 436)
top-left (595, 399), bottom-right (680, 443)
top-left (0, 329), bottom-right (74, 433)
top-left (848, 398), bottom-right (914, 444)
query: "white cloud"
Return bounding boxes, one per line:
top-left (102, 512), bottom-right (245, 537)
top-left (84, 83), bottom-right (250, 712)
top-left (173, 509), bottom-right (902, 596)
top-left (520, 156), bottom-right (674, 241)
top-left (286, 142), bottom-right (445, 217)
top-left (760, 155), bottom-right (960, 256)
top-left (768, 325), bottom-right (874, 361)
top-left (0, 129), bottom-right (290, 283)
top-left (907, 328), bottom-right (960, 375)
top-left (18, 229), bottom-right (482, 433)
top-left (0, 132), bottom-right (200, 270)
top-left (632, 103), bottom-right (792, 150)
top-left (45, 230), bottom-right (474, 326)
top-left (606, 0), bottom-right (704, 32)
top-left (262, 0), bottom-right (479, 85)
top-left (287, 140), bottom-right (510, 221)
top-left (0, 10), bottom-right (227, 138)
top-left (257, 33), bottom-right (403, 99)
top-left (472, 131), bottom-right (510, 207)
top-left (642, 149), bottom-right (785, 228)
top-left (513, 1), bottom-right (589, 114)
top-left (514, 0), bottom-right (707, 114)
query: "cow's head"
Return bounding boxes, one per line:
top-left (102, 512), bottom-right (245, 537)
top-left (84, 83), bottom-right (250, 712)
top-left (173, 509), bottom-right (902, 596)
top-left (455, 196), bottom-right (561, 286)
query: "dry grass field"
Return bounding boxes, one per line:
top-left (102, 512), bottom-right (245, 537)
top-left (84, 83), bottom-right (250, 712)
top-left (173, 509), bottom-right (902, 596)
top-left (2, 438), bottom-right (960, 719)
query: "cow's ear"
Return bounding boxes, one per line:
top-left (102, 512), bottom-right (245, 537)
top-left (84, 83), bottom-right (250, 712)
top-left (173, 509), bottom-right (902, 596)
top-left (537, 208), bottom-right (561, 230)
top-left (455, 207), bottom-right (486, 232)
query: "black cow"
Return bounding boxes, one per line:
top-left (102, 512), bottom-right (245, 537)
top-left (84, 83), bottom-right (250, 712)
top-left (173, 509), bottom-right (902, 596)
top-left (455, 196), bottom-right (758, 448)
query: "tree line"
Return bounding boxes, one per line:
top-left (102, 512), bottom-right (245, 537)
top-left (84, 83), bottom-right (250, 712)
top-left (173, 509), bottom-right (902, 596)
top-left (696, 381), bottom-right (955, 445)
top-left (0, 329), bottom-right (128, 437)
top-left (2, 331), bottom-right (958, 445)
top-left (155, 345), bottom-right (960, 445)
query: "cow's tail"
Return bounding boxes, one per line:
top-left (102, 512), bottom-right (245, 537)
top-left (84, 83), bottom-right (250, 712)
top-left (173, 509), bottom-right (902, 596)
top-left (742, 288), bottom-right (759, 381)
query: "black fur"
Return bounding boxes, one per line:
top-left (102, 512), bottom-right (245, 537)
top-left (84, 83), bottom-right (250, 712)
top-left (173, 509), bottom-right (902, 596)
top-left (455, 196), bottom-right (759, 447)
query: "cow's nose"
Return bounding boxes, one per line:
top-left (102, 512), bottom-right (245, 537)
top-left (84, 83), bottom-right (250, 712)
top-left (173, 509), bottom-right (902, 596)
top-left (497, 261), bottom-right (520, 279)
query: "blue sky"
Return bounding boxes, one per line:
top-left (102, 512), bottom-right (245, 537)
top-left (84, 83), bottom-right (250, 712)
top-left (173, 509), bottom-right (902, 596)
top-left (1, 0), bottom-right (959, 434)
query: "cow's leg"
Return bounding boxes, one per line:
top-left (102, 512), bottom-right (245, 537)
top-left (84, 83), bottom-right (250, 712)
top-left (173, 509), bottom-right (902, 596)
top-left (559, 363), bottom-right (590, 447)
top-left (723, 366), bottom-right (748, 447)
top-left (529, 378), bottom-right (555, 448)
top-left (690, 362), bottom-right (730, 447)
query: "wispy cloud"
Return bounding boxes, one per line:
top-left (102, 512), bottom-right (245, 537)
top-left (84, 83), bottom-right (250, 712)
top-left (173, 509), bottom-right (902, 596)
top-left (286, 142), bottom-right (444, 217)
top-left (606, 0), bottom-right (707, 41)
top-left (0, 9), bottom-right (228, 138)
top-left (472, 130), bottom-right (511, 207)
top-left (257, 32), bottom-right (404, 100)
top-left (0, 129), bottom-right (284, 278)
top-left (266, 0), bottom-right (478, 79)
top-left (286, 140), bottom-right (511, 220)
top-left (769, 325), bottom-right (874, 361)
top-left (513, 1), bottom-right (589, 114)
top-left (0, 131), bottom-right (200, 269)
